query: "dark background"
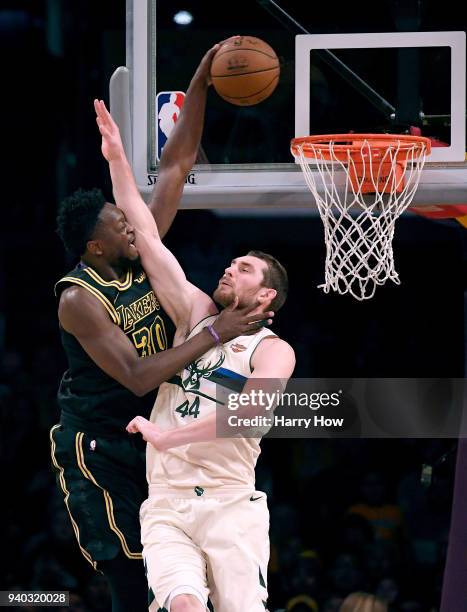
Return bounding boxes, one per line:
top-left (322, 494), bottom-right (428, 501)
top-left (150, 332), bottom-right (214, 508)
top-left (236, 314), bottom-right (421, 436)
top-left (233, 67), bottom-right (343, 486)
top-left (1, 1), bottom-right (466, 611)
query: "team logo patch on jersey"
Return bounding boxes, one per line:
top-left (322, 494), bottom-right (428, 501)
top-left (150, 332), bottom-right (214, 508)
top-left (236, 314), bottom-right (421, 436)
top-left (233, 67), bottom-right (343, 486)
top-left (230, 342), bottom-right (247, 353)
top-left (156, 91), bottom-right (185, 161)
top-left (134, 271), bottom-right (146, 284)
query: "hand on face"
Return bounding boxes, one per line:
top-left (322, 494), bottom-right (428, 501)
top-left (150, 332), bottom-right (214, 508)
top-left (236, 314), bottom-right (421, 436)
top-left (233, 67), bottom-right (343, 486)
top-left (212, 296), bottom-right (274, 343)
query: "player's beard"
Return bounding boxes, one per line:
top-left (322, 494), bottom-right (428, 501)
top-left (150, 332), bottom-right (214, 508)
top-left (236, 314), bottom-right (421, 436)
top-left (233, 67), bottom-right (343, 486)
top-left (114, 253), bottom-right (140, 274)
top-left (212, 285), bottom-right (236, 308)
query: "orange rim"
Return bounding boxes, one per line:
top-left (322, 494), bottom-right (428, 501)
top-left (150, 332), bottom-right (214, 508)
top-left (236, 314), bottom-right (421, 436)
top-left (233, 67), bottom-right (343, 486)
top-left (291, 133), bottom-right (432, 162)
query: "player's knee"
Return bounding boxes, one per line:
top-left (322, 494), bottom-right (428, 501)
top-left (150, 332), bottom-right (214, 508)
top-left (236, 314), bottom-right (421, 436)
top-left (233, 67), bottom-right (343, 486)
top-left (170, 593), bottom-right (204, 612)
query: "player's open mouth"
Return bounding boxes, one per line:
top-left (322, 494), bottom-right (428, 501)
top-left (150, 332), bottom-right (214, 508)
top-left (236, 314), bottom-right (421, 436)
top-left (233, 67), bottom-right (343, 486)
top-left (128, 236), bottom-right (138, 253)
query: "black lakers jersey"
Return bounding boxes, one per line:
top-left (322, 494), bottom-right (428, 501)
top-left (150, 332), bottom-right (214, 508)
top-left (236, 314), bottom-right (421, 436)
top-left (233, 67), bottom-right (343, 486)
top-left (55, 262), bottom-right (174, 435)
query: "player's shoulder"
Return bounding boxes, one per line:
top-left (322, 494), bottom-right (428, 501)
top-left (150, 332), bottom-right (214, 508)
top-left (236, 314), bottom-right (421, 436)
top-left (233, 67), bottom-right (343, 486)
top-left (58, 284), bottom-right (111, 332)
top-left (55, 264), bottom-right (116, 300)
top-left (256, 335), bottom-right (294, 356)
top-left (59, 284), bottom-right (88, 309)
top-left (253, 334), bottom-right (295, 366)
top-left (251, 335), bottom-right (295, 378)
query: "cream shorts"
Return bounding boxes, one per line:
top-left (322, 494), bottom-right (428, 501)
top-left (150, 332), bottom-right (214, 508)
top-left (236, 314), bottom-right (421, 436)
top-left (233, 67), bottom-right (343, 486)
top-left (140, 487), bottom-right (269, 611)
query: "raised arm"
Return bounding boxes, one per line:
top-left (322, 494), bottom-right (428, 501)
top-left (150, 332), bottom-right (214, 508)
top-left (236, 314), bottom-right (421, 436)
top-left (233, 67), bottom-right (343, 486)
top-left (149, 43), bottom-right (223, 238)
top-left (94, 98), bottom-right (205, 331)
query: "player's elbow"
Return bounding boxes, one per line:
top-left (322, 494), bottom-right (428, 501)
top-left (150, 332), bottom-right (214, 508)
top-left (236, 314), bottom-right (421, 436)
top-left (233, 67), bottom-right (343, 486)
top-left (130, 383), bottom-right (148, 397)
top-left (121, 368), bottom-right (153, 397)
top-left (120, 378), bottom-right (146, 397)
top-left (127, 368), bottom-right (165, 397)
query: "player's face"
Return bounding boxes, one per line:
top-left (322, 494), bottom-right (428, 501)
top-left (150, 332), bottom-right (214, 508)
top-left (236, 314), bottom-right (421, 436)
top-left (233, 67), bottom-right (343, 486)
top-left (93, 204), bottom-right (139, 265)
top-left (213, 255), bottom-right (270, 308)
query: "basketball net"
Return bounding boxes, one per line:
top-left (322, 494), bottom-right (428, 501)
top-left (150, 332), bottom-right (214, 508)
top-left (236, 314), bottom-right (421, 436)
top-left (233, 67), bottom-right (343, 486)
top-left (291, 134), bottom-right (431, 300)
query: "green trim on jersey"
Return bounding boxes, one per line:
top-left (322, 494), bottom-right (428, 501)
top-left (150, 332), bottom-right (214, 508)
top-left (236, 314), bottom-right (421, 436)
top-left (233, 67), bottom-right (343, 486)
top-left (259, 567), bottom-right (266, 587)
top-left (249, 333), bottom-right (277, 373)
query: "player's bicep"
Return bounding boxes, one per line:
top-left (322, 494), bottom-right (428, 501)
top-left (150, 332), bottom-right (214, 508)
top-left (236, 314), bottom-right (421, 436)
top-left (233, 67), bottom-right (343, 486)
top-left (250, 338), bottom-right (296, 380)
top-left (185, 282), bottom-right (219, 331)
top-left (59, 287), bottom-right (141, 393)
top-left (135, 230), bottom-right (195, 327)
top-left (243, 339), bottom-right (295, 401)
top-left (234, 341), bottom-right (295, 421)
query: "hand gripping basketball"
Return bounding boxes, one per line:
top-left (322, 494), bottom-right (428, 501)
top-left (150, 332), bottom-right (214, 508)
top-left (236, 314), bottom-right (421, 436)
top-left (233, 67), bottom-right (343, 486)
top-left (210, 36), bottom-right (280, 106)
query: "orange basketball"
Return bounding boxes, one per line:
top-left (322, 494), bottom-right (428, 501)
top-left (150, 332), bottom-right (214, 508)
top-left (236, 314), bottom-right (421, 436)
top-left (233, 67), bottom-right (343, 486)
top-left (210, 36), bottom-right (280, 106)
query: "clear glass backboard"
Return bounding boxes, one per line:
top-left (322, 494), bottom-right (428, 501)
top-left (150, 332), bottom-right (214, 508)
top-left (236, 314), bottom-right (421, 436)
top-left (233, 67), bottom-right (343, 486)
top-left (110, 0), bottom-right (467, 209)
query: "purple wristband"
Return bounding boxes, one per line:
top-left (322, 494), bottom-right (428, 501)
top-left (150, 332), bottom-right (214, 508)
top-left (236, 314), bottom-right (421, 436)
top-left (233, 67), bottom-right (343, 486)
top-left (207, 324), bottom-right (221, 345)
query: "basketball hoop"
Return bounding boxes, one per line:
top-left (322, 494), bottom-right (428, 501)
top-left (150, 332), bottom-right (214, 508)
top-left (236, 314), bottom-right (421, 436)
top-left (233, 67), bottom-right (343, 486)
top-left (291, 134), bottom-right (431, 300)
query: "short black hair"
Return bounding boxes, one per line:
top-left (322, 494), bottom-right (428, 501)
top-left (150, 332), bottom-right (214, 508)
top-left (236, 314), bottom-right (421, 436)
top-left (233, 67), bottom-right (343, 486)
top-left (247, 250), bottom-right (288, 311)
top-left (56, 188), bottom-right (107, 256)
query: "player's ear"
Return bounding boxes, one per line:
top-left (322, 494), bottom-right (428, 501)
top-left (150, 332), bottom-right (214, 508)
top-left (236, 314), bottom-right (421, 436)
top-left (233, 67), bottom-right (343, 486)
top-left (87, 239), bottom-right (104, 256)
top-left (257, 288), bottom-right (276, 306)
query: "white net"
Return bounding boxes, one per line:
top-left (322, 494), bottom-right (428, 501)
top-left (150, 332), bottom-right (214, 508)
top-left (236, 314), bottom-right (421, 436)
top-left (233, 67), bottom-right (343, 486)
top-left (294, 137), bottom-right (428, 300)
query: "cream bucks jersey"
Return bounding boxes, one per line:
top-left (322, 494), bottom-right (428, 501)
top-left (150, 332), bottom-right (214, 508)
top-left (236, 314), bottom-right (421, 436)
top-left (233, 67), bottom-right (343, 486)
top-left (146, 315), bottom-right (276, 490)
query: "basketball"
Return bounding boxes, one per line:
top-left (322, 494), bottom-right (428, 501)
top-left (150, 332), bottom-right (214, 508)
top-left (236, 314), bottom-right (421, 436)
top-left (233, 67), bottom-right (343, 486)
top-left (210, 36), bottom-right (280, 106)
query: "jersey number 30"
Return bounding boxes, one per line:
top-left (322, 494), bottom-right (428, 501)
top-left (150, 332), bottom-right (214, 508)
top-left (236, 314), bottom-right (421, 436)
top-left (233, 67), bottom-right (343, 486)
top-left (132, 316), bottom-right (167, 357)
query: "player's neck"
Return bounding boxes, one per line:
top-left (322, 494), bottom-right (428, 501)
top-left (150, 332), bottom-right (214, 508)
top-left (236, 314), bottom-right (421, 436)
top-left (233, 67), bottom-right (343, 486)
top-left (81, 256), bottom-right (129, 282)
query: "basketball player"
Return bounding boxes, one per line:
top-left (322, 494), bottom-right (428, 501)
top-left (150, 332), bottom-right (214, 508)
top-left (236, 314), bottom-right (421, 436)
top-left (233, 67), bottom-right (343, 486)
top-left (51, 43), bottom-right (267, 612)
top-left (95, 92), bottom-right (295, 611)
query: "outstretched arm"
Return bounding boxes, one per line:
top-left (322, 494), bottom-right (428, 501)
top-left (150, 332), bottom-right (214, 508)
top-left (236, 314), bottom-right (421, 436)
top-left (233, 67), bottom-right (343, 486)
top-left (95, 98), bottom-right (273, 337)
top-left (149, 43), bottom-right (224, 238)
top-left (127, 338), bottom-right (296, 446)
top-left (95, 98), bottom-right (206, 330)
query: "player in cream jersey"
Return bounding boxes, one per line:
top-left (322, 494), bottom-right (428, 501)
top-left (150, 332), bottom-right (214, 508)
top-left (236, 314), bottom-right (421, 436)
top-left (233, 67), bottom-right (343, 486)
top-left (147, 316), bottom-right (276, 491)
top-left (95, 97), bottom-right (295, 612)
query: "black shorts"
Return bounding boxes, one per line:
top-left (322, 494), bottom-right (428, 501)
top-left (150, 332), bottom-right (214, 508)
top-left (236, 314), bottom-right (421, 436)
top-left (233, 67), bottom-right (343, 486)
top-left (50, 423), bottom-right (148, 569)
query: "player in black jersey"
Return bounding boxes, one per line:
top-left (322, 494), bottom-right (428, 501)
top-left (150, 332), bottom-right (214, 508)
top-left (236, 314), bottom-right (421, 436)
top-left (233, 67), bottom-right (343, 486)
top-left (51, 42), bottom-right (270, 612)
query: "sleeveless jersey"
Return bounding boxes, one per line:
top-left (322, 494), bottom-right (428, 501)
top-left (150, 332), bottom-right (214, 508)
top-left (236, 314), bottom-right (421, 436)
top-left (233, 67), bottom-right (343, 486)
top-left (55, 262), bottom-right (174, 435)
top-left (146, 315), bottom-right (276, 489)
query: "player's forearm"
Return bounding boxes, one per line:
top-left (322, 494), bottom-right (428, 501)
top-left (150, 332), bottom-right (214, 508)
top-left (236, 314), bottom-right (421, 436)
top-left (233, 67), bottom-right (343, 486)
top-left (160, 74), bottom-right (209, 172)
top-left (110, 155), bottom-right (159, 238)
top-left (163, 412), bottom-right (218, 448)
top-left (158, 387), bottom-right (284, 449)
top-left (159, 402), bottom-right (267, 450)
top-left (148, 74), bottom-right (209, 220)
top-left (131, 327), bottom-right (216, 396)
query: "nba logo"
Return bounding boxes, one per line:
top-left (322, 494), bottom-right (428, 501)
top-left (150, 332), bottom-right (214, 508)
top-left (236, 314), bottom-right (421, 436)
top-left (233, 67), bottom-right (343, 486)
top-left (156, 91), bottom-right (185, 161)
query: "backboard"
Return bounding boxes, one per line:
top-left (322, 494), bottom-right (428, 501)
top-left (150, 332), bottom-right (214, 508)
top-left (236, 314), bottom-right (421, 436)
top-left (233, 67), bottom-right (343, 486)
top-left (109, 0), bottom-right (467, 209)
